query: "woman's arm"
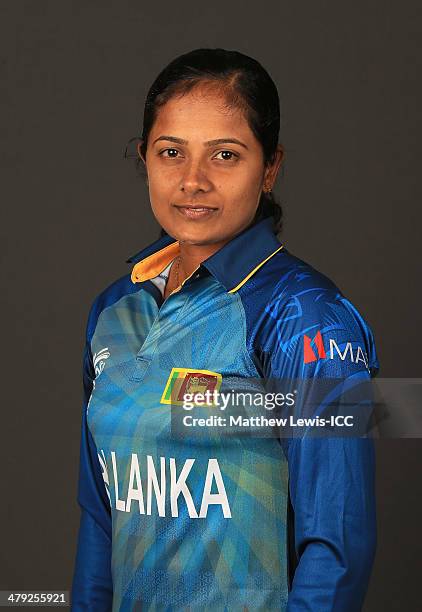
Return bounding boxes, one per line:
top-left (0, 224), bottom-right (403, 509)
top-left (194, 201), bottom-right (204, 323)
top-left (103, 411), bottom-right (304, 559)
top-left (264, 290), bottom-right (379, 611)
top-left (284, 432), bottom-right (376, 611)
top-left (70, 340), bottom-right (113, 611)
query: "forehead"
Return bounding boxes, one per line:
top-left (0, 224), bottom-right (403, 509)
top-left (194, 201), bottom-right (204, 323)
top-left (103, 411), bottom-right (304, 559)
top-left (151, 89), bottom-right (253, 139)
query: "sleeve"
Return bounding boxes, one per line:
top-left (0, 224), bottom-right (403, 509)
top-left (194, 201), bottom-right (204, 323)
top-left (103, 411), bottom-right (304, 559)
top-left (265, 291), bottom-right (379, 612)
top-left (70, 337), bottom-right (113, 611)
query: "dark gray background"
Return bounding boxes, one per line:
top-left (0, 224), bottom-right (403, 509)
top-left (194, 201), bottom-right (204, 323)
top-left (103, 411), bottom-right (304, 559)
top-left (1, 1), bottom-right (420, 610)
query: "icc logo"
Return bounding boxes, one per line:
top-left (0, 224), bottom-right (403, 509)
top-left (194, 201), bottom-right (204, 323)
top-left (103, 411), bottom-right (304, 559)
top-left (93, 347), bottom-right (111, 377)
top-left (87, 347), bottom-right (111, 415)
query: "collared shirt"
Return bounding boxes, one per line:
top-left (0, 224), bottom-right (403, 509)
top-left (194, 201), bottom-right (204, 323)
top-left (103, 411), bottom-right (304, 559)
top-left (148, 259), bottom-right (174, 297)
top-left (71, 216), bottom-right (379, 612)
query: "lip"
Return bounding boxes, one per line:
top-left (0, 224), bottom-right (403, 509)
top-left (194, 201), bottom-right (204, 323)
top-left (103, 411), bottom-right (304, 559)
top-left (174, 205), bottom-right (217, 219)
top-left (174, 204), bottom-right (218, 210)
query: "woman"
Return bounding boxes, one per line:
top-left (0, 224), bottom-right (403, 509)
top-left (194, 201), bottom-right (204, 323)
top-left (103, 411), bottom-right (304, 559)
top-left (71, 48), bottom-right (379, 611)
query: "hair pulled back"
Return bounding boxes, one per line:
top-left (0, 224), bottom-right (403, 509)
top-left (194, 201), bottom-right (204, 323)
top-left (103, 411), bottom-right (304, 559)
top-left (126, 47), bottom-right (284, 236)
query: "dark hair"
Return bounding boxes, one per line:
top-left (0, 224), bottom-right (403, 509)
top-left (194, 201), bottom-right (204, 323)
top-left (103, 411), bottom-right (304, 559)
top-left (125, 47), bottom-right (284, 236)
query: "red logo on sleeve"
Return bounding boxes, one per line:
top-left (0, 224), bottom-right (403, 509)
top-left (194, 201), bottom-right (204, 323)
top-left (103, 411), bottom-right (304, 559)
top-left (303, 331), bottom-right (326, 363)
top-left (303, 331), bottom-right (370, 372)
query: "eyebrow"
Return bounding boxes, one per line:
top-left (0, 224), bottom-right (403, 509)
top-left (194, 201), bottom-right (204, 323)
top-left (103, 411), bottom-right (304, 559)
top-left (152, 135), bottom-right (248, 149)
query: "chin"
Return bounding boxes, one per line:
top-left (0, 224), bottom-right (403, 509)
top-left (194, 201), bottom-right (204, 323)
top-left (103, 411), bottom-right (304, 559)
top-left (172, 225), bottom-right (224, 245)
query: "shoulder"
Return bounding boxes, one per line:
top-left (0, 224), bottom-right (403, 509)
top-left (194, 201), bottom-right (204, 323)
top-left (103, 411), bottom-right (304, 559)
top-left (239, 246), bottom-right (345, 326)
top-left (84, 272), bottom-right (141, 342)
top-left (238, 247), bottom-right (379, 378)
top-left (265, 248), bottom-right (373, 331)
top-left (266, 248), bottom-right (353, 326)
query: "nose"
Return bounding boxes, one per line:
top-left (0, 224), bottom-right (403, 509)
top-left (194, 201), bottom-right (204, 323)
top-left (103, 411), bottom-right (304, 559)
top-left (179, 160), bottom-right (212, 195)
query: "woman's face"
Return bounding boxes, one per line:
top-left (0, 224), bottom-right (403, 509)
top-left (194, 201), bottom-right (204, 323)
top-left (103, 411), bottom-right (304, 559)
top-left (142, 86), bottom-right (282, 247)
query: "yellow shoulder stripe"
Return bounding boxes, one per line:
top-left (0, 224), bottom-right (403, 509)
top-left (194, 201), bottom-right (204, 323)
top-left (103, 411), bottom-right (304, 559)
top-left (228, 244), bottom-right (284, 293)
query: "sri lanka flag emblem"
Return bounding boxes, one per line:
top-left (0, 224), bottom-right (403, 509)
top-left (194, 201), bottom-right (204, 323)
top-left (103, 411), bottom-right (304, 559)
top-left (160, 367), bottom-right (222, 406)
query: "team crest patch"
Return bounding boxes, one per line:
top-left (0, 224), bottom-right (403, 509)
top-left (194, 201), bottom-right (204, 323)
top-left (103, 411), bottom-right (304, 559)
top-left (160, 367), bottom-right (222, 406)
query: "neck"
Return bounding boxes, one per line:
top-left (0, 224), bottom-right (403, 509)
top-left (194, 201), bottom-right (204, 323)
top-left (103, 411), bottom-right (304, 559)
top-left (175, 240), bottom-right (225, 279)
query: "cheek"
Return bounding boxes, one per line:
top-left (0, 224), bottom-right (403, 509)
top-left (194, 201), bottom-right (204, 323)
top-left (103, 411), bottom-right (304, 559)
top-left (227, 181), bottom-right (261, 211)
top-left (216, 178), bottom-right (247, 199)
top-left (149, 166), bottom-right (182, 200)
top-left (149, 174), bottom-right (173, 203)
top-left (148, 184), bottom-right (170, 222)
top-left (228, 165), bottom-right (262, 195)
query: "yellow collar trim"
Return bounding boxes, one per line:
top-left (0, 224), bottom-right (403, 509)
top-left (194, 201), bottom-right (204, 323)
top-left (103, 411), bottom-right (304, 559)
top-left (131, 240), bottom-right (284, 292)
top-left (131, 241), bottom-right (180, 284)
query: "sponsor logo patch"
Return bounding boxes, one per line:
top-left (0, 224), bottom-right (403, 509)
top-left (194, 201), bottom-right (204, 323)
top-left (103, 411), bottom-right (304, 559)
top-left (303, 332), bottom-right (369, 371)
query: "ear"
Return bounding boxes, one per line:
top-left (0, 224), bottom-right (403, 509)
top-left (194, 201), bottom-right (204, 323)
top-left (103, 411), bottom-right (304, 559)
top-left (264, 144), bottom-right (285, 189)
top-left (137, 140), bottom-right (147, 165)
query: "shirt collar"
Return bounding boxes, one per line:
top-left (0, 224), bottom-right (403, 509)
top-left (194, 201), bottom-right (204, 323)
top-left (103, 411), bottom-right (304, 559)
top-left (126, 216), bottom-right (284, 293)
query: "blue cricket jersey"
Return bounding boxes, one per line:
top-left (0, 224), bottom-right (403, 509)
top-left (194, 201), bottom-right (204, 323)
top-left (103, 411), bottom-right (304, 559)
top-left (70, 216), bottom-right (379, 611)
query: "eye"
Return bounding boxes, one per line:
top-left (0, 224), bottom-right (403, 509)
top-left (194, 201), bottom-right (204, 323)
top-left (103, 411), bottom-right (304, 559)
top-left (159, 148), bottom-right (181, 158)
top-left (214, 150), bottom-right (239, 162)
